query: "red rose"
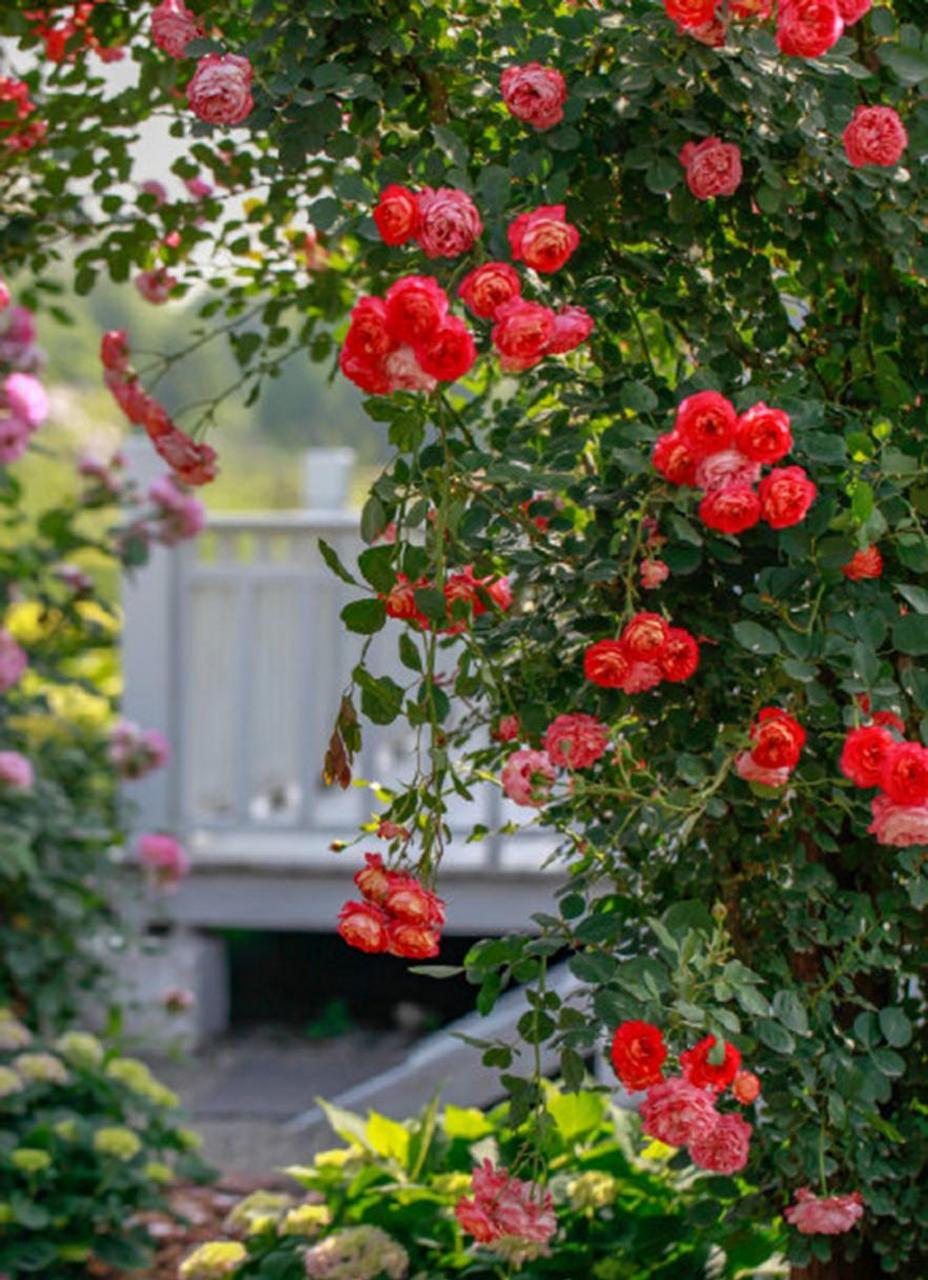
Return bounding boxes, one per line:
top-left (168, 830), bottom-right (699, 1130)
top-left (339, 347), bottom-right (390, 395)
top-left (775, 0), bottom-right (843, 56)
top-left (842, 545), bottom-right (883, 581)
top-left (543, 713), bottom-right (609, 770)
top-left (154, 427), bottom-right (219, 486)
top-left (508, 205), bottom-right (579, 274)
top-left (732, 1070), bottom-right (761, 1105)
top-left (698, 485), bottom-right (762, 534)
top-left (383, 873), bottom-right (446, 926)
top-left (491, 299), bottom-right (555, 371)
top-left (641, 1077), bottom-right (719, 1147)
top-left (688, 1112), bottom-right (752, 1174)
top-left (151, 0), bottom-right (201, 59)
top-left (840, 725), bottom-right (894, 789)
top-left (734, 403), bottom-right (793, 464)
top-left (187, 53), bottom-right (253, 126)
top-left (355, 852), bottom-right (391, 903)
top-left (880, 742), bottom-right (928, 806)
top-left (344, 296), bottom-right (395, 360)
top-left (373, 184), bottom-right (420, 245)
top-left (758, 465), bottom-right (817, 529)
top-left (458, 263), bottom-right (521, 319)
top-left (337, 900), bottom-right (389, 953)
top-left (620, 611), bottom-right (669, 661)
top-left (680, 1034), bottom-right (741, 1092)
top-left (659, 627), bottom-right (700, 683)
top-left (416, 316), bottom-right (477, 383)
top-left (652, 431), bottom-right (698, 486)
top-left (664, 0), bottom-right (719, 26)
top-left (750, 707), bottom-right (806, 770)
top-left (679, 138), bottom-right (742, 200)
top-left (384, 275), bottom-right (449, 345)
top-left (387, 920), bottom-right (441, 959)
top-left (584, 639), bottom-right (631, 689)
top-left (836, 0), bottom-right (870, 20)
top-left (383, 574), bottom-right (429, 626)
top-left (100, 330), bottom-right (130, 374)
top-left (674, 390), bottom-right (737, 457)
top-left (872, 710), bottom-right (905, 734)
top-left (546, 306), bottom-right (594, 354)
top-left (500, 63), bottom-right (567, 131)
top-left (610, 1020), bottom-right (667, 1091)
top-left (843, 106), bottom-right (908, 169)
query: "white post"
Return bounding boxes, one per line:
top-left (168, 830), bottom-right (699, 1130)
top-left (119, 435), bottom-right (182, 836)
top-left (302, 447), bottom-right (357, 511)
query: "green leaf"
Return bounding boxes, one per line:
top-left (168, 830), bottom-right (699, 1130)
top-left (357, 672), bottom-right (404, 724)
top-left (477, 164), bottom-right (511, 215)
top-left (732, 620), bottom-right (781, 656)
top-left (360, 494), bottom-right (388, 543)
top-left (897, 584), bottom-right (928, 615)
top-left (546, 1087), bottom-right (606, 1138)
top-left (398, 631), bottom-right (422, 672)
top-left (755, 1019), bottom-right (796, 1054)
top-left (619, 381), bottom-right (658, 413)
top-left (366, 1111), bottom-right (410, 1164)
top-left (414, 587), bottom-right (448, 623)
top-left (645, 156), bottom-right (681, 194)
top-left (408, 964), bottom-right (464, 978)
top-left (870, 1047), bottom-right (906, 1077)
top-left (442, 1105), bottom-right (493, 1139)
top-left (878, 1006), bottom-right (913, 1048)
top-left (358, 545), bottom-right (396, 593)
top-left (772, 989), bottom-right (810, 1036)
top-left (341, 598), bottom-right (386, 635)
top-left (879, 44), bottom-right (928, 84)
top-left (893, 615), bottom-right (928, 656)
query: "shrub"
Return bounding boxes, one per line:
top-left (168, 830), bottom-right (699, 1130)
top-left (0, 1013), bottom-right (211, 1275)
top-left (189, 1088), bottom-right (781, 1279)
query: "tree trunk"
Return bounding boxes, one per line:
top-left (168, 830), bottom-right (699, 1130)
top-left (790, 1242), bottom-right (883, 1280)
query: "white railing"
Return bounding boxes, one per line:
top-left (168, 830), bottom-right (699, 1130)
top-left (120, 442), bottom-right (557, 938)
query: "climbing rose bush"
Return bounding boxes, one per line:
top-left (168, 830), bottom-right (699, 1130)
top-left (2, 0), bottom-right (928, 1275)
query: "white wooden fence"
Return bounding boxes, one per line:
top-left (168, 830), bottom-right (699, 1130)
top-left (121, 442), bottom-right (558, 947)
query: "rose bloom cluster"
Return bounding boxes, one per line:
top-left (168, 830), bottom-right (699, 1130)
top-left (349, 186), bottom-right (591, 393)
top-left (100, 329), bottom-right (219, 485)
top-left (736, 707), bottom-right (806, 787)
top-left (455, 1159), bottom-right (557, 1266)
top-left (147, 473), bottom-right (206, 545)
top-left (0, 76), bottom-right (47, 153)
top-left (841, 715), bottom-right (928, 848)
top-left (108, 720), bottom-right (171, 781)
top-left (664, 0), bottom-right (867, 58)
top-left (653, 391), bottom-right (816, 537)
top-left (583, 611), bottom-right (701, 697)
top-left (0, 750), bottom-right (34, 792)
top-left (383, 564), bottom-right (511, 633)
top-left (501, 711), bottom-right (613, 808)
top-left (24, 1), bottom-right (124, 64)
top-left (151, 0), bottom-right (253, 127)
top-left (338, 852), bottom-right (446, 959)
top-left (0, 369), bottom-right (49, 466)
top-left (611, 1022), bottom-right (759, 1176)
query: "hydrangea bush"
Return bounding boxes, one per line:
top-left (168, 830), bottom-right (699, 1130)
top-left (0, 1013), bottom-right (211, 1275)
top-left (0, 0), bottom-right (927, 1276)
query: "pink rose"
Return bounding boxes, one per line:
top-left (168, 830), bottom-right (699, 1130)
top-left (621, 660), bottom-right (664, 694)
top-left (456, 1161), bottom-right (557, 1266)
top-left (151, 0), bottom-right (201, 59)
top-left (415, 188), bottom-right (483, 259)
top-left (784, 1188), bottom-right (865, 1236)
top-left (0, 279), bottom-right (9, 311)
top-left (4, 372), bottom-right (48, 429)
top-left (140, 179), bottom-right (168, 205)
top-left (135, 268), bottom-right (178, 305)
top-left (501, 748), bottom-right (556, 807)
top-left (500, 63), bottom-right (568, 131)
top-left (148, 474), bottom-right (206, 545)
top-left (775, 0), bottom-right (843, 57)
top-left (0, 416), bottom-right (31, 465)
top-left (187, 53), bottom-right (254, 127)
top-left (383, 346), bottom-right (437, 393)
top-left (640, 559), bottom-right (670, 589)
top-left (543, 713), bottom-right (609, 770)
top-left (0, 630), bottom-right (27, 691)
top-left (109, 721), bottom-right (171, 780)
top-left (867, 794), bottom-right (928, 848)
top-left (546, 306), bottom-right (594, 355)
top-left (494, 715), bottom-right (522, 742)
top-left (0, 751), bottom-right (33, 791)
top-left (694, 449), bottom-right (761, 492)
top-left (688, 1113), bottom-right (752, 1173)
top-left (843, 105), bottom-right (908, 168)
top-left (640, 1077), bottom-right (719, 1148)
top-left (680, 138), bottom-right (742, 199)
top-left (185, 176), bottom-right (213, 200)
top-left (136, 832), bottom-right (190, 890)
top-left (735, 751), bottom-right (791, 788)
